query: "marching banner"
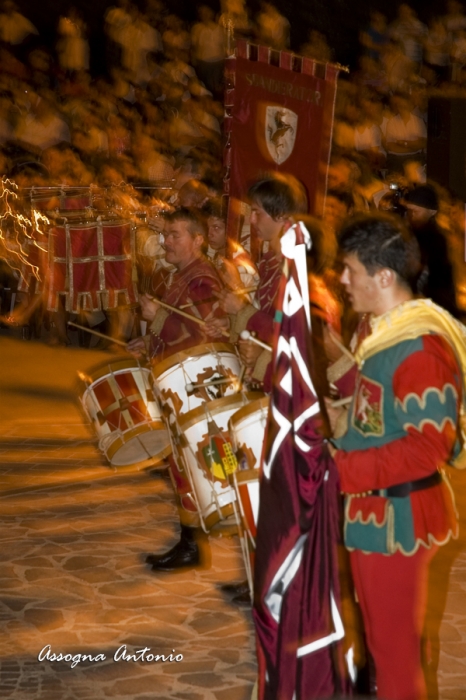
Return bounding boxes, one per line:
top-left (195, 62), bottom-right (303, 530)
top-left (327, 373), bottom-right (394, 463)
top-left (253, 222), bottom-right (350, 700)
top-left (224, 41), bottom-right (342, 242)
top-left (46, 220), bottom-right (138, 313)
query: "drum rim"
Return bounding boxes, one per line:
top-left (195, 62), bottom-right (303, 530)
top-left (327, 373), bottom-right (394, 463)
top-left (229, 394), bottom-right (269, 429)
top-left (52, 219), bottom-right (130, 230)
top-left (82, 358), bottom-right (149, 384)
top-left (105, 420), bottom-right (171, 464)
top-left (177, 391), bottom-right (264, 431)
top-left (203, 503), bottom-right (236, 531)
top-left (235, 468), bottom-right (261, 483)
top-left (151, 342), bottom-right (238, 377)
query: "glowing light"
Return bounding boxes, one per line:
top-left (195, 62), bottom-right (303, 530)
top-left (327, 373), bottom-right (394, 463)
top-left (0, 177), bottom-right (50, 282)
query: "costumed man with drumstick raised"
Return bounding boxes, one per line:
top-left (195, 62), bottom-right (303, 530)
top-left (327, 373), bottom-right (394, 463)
top-left (127, 207), bottom-right (228, 571)
top-left (206, 173), bottom-right (308, 393)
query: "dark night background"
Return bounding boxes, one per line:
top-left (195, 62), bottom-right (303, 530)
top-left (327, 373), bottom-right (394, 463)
top-left (17, 0), bottom-right (448, 74)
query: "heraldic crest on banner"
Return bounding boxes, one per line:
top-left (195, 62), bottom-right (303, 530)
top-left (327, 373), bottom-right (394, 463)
top-left (264, 106), bottom-right (298, 164)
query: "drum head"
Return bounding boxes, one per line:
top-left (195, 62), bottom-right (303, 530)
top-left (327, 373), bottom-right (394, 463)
top-left (151, 342), bottom-right (238, 378)
top-left (105, 423), bottom-right (171, 466)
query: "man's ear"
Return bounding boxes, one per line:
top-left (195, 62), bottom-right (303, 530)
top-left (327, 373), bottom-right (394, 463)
top-left (377, 267), bottom-right (395, 288)
top-left (194, 233), bottom-right (205, 250)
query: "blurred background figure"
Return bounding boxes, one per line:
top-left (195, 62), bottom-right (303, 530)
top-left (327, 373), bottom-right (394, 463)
top-left (0, 1), bottom-right (37, 58)
top-left (360, 11), bottom-right (389, 65)
top-left (255, 2), bottom-right (290, 50)
top-left (385, 92), bottom-right (426, 173)
top-left (300, 29), bottom-right (332, 62)
top-left (57, 7), bottom-right (90, 77)
top-left (403, 184), bottom-right (460, 318)
top-left (191, 6), bottom-right (225, 98)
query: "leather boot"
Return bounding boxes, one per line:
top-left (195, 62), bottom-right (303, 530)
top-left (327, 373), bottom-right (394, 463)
top-left (146, 526), bottom-right (200, 571)
top-left (220, 580), bottom-right (249, 595)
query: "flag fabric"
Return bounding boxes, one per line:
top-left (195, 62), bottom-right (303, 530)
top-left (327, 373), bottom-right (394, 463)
top-left (223, 41), bottom-right (342, 245)
top-left (253, 222), bottom-right (350, 700)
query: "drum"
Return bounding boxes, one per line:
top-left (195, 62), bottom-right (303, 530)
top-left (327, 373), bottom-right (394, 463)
top-left (30, 187), bottom-right (92, 212)
top-left (229, 395), bottom-right (269, 593)
top-left (80, 359), bottom-right (171, 468)
top-left (175, 392), bottom-right (263, 530)
top-left (229, 395), bottom-right (269, 547)
top-left (152, 343), bottom-right (242, 422)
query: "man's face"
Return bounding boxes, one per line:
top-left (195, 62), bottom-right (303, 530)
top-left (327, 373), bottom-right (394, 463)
top-left (250, 200), bottom-right (283, 242)
top-left (340, 252), bottom-right (381, 314)
top-left (163, 220), bottom-right (202, 270)
top-left (404, 203), bottom-right (435, 228)
top-left (207, 216), bottom-right (226, 250)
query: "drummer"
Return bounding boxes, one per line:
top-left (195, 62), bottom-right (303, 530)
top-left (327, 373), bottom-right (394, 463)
top-left (127, 207), bottom-right (225, 360)
top-left (202, 197), bottom-right (259, 302)
top-left (206, 173), bottom-right (308, 391)
top-left (127, 206), bottom-right (227, 573)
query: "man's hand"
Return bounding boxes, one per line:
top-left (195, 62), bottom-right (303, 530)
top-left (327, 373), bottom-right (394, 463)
top-left (126, 337), bottom-right (147, 359)
top-left (204, 315), bottom-right (230, 339)
top-left (238, 338), bottom-right (264, 367)
top-left (139, 294), bottom-right (160, 321)
top-left (214, 288), bottom-right (247, 315)
top-left (324, 397), bottom-right (344, 433)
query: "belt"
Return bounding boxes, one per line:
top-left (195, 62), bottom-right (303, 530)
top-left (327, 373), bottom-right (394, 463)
top-left (370, 470), bottom-right (443, 498)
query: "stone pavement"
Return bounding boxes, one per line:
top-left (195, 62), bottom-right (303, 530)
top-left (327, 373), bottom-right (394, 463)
top-left (0, 335), bottom-right (256, 700)
top-left (0, 332), bottom-right (466, 700)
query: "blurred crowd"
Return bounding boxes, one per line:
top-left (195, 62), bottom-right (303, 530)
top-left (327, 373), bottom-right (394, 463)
top-left (0, 0), bottom-right (464, 340)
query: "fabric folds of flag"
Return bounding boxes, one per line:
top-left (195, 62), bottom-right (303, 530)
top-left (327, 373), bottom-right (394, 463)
top-left (253, 222), bottom-right (350, 700)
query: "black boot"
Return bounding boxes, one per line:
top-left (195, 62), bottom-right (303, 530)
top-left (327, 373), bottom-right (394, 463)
top-left (220, 580), bottom-right (249, 595)
top-left (146, 526), bottom-right (200, 571)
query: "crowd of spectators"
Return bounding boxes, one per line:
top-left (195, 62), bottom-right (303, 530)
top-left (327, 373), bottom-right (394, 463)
top-left (0, 0), bottom-right (465, 330)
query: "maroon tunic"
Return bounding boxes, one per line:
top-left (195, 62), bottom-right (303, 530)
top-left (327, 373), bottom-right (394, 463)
top-left (148, 256), bottom-right (223, 359)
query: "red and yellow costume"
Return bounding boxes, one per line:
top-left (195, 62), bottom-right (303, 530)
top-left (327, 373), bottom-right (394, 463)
top-left (334, 299), bottom-right (465, 700)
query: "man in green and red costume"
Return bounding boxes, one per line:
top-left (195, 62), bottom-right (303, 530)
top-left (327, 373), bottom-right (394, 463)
top-left (328, 213), bottom-right (465, 700)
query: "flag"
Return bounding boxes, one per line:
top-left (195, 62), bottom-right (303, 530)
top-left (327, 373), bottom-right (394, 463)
top-left (253, 222), bottom-right (350, 700)
top-left (223, 41), bottom-right (342, 245)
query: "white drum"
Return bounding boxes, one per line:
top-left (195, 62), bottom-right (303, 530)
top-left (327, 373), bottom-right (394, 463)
top-left (81, 359), bottom-right (171, 468)
top-left (152, 342), bottom-right (242, 422)
top-left (229, 395), bottom-right (269, 594)
top-left (229, 395), bottom-right (269, 471)
top-left (175, 392), bottom-right (263, 530)
top-left (229, 395), bottom-right (269, 546)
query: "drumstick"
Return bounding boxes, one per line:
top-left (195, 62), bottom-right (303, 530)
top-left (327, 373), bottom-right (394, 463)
top-left (67, 321), bottom-right (128, 347)
top-left (236, 286), bottom-right (258, 295)
top-left (330, 396), bottom-right (352, 408)
top-left (240, 330), bottom-right (272, 351)
top-left (147, 296), bottom-right (208, 326)
top-left (327, 327), bottom-right (354, 362)
top-left (179, 286), bottom-right (258, 310)
top-left (148, 296), bottom-right (230, 338)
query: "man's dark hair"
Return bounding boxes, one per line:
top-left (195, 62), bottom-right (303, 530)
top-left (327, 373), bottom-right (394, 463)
top-left (164, 207), bottom-right (207, 240)
top-left (248, 173), bottom-right (308, 219)
top-left (339, 213), bottom-right (420, 288)
top-left (201, 197), bottom-right (224, 220)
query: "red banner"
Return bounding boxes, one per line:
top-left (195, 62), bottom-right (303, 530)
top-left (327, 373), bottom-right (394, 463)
top-left (224, 41), bottom-right (341, 239)
top-left (46, 220), bottom-right (138, 313)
